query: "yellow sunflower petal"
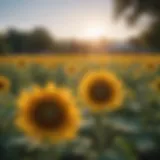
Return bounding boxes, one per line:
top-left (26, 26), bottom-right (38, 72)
top-left (45, 82), bottom-right (56, 90)
top-left (0, 76), bottom-right (10, 93)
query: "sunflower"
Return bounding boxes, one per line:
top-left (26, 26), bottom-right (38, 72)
top-left (16, 59), bottom-right (27, 68)
top-left (79, 71), bottom-right (124, 112)
top-left (0, 76), bottom-right (10, 93)
top-left (15, 83), bottom-right (81, 143)
top-left (47, 63), bottom-right (57, 69)
top-left (146, 63), bottom-right (157, 72)
top-left (151, 77), bottom-right (160, 93)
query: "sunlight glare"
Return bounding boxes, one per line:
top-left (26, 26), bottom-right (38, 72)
top-left (83, 26), bottom-right (106, 39)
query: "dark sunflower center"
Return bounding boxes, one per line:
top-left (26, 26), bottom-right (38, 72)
top-left (32, 99), bottom-right (66, 130)
top-left (0, 82), bottom-right (5, 89)
top-left (89, 79), bottom-right (113, 104)
top-left (148, 64), bottom-right (154, 69)
top-left (19, 61), bottom-right (25, 66)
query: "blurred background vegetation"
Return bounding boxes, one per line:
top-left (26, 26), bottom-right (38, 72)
top-left (0, 0), bottom-right (160, 55)
top-left (114, 0), bottom-right (160, 51)
top-left (0, 27), bottom-right (110, 55)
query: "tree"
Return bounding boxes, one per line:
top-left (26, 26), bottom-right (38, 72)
top-left (27, 27), bottom-right (55, 53)
top-left (5, 29), bottom-right (29, 53)
top-left (113, 0), bottom-right (160, 51)
top-left (114, 0), bottom-right (160, 23)
top-left (0, 34), bottom-right (9, 54)
top-left (4, 27), bottom-right (56, 53)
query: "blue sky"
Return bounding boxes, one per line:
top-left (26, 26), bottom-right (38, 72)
top-left (0, 0), bottom-right (147, 40)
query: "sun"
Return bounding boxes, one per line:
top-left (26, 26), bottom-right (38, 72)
top-left (84, 26), bottom-right (106, 39)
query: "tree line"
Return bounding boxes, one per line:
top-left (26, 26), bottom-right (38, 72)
top-left (0, 27), bottom-right (109, 55)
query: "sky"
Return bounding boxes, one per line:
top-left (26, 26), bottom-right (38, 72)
top-left (0, 0), bottom-right (149, 40)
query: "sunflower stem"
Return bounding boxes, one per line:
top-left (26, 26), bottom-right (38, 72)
top-left (93, 112), bottom-right (105, 156)
top-left (51, 145), bottom-right (61, 160)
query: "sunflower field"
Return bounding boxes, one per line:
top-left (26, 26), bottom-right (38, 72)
top-left (0, 55), bottom-right (160, 160)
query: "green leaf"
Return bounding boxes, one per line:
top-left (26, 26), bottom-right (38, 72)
top-left (114, 137), bottom-right (137, 160)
